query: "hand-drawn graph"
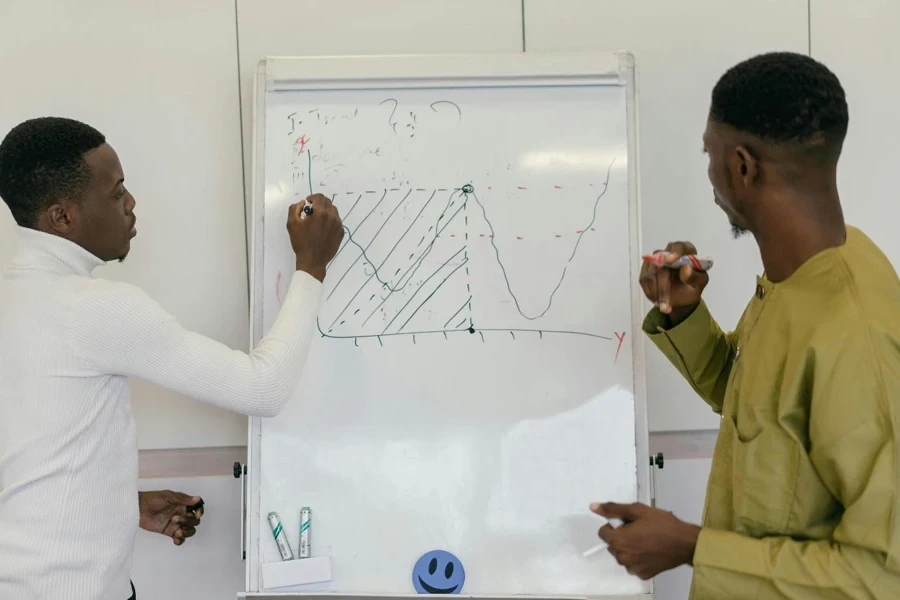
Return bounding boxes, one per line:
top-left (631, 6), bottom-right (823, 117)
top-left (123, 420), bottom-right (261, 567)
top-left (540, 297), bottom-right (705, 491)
top-left (315, 164), bottom-right (616, 345)
top-left (273, 94), bottom-right (629, 348)
top-left (320, 185), bottom-right (474, 341)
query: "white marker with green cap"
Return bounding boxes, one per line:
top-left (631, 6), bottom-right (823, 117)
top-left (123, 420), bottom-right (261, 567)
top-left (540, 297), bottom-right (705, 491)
top-left (268, 511), bottom-right (294, 561)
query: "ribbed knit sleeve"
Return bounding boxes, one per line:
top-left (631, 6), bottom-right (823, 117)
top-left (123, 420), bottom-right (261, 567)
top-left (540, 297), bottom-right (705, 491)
top-left (65, 270), bottom-right (323, 417)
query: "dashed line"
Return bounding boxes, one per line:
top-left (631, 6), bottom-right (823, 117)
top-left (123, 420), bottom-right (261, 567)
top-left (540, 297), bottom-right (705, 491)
top-left (462, 196), bottom-right (474, 327)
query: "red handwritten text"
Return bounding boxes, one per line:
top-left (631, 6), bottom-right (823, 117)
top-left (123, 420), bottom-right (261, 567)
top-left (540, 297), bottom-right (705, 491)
top-left (614, 332), bottom-right (626, 363)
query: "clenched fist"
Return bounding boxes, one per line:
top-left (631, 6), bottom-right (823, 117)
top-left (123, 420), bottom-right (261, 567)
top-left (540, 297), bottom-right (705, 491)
top-left (138, 490), bottom-right (204, 546)
top-left (639, 241), bottom-right (709, 326)
top-left (287, 193), bottom-right (344, 282)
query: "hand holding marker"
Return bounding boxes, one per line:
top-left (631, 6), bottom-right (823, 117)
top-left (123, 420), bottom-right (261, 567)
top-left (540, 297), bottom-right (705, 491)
top-left (642, 251), bottom-right (713, 271)
top-left (639, 242), bottom-right (711, 317)
top-left (583, 518), bottom-right (624, 558)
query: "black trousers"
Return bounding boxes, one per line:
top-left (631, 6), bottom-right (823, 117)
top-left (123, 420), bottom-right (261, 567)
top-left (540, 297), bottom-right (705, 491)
top-left (127, 581), bottom-right (136, 600)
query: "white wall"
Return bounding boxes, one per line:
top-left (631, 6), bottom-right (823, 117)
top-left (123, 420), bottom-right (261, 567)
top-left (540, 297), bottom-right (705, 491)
top-left (653, 459), bottom-right (713, 600)
top-left (810, 0), bottom-right (900, 271)
top-left (0, 0), bottom-right (249, 449)
top-left (234, 0), bottom-right (524, 221)
top-left (4, 1), bottom-right (900, 598)
top-left (0, 202), bottom-right (14, 271)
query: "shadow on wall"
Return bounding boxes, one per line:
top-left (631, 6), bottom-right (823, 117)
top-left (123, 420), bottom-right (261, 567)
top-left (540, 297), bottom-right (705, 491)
top-left (1, 203), bottom-right (16, 270)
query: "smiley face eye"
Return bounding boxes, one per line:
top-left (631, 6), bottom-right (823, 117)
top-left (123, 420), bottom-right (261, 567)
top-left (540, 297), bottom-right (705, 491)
top-left (445, 562), bottom-right (454, 579)
top-left (428, 558), bottom-right (437, 575)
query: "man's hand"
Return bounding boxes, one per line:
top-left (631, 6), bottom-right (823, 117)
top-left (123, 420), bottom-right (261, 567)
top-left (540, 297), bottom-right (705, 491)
top-left (590, 501), bottom-right (700, 580)
top-left (288, 193), bottom-right (344, 282)
top-left (139, 490), bottom-right (204, 546)
top-left (639, 241), bottom-right (709, 325)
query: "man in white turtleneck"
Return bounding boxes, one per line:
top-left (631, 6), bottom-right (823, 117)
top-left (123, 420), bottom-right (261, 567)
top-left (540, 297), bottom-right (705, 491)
top-left (0, 117), bottom-right (344, 600)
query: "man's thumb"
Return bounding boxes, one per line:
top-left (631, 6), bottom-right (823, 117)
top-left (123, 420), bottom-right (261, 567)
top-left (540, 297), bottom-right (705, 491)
top-left (591, 501), bottom-right (645, 522)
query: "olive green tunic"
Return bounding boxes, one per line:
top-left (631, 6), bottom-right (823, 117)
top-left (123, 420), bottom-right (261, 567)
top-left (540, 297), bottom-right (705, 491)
top-left (644, 226), bottom-right (900, 599)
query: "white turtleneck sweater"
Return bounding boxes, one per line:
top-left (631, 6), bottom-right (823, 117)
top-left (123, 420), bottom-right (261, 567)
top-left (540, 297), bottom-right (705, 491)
top-left (0, 227), bottom-right (322, 599)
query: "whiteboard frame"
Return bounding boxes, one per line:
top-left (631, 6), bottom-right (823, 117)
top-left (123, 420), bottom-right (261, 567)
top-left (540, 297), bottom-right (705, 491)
top-left (247, 52), bottom-right (651, 598)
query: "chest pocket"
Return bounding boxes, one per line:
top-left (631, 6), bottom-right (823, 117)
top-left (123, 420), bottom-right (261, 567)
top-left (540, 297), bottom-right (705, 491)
top-left (724, 295), bottom-right (802, 537)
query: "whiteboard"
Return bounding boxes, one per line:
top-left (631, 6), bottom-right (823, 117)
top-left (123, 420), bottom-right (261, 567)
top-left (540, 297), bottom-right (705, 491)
top-left (246, 53), bottom-right (651, 598)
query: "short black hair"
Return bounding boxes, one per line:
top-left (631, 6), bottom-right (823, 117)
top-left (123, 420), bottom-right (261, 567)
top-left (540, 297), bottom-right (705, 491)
top-left (0, 117), bottom-right (106, 228)
top-left (711, 52), bottom-right (848, 153)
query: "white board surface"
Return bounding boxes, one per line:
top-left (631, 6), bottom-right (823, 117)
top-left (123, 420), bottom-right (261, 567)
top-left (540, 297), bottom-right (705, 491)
top-left (247, 53), bottom-right (650, 597)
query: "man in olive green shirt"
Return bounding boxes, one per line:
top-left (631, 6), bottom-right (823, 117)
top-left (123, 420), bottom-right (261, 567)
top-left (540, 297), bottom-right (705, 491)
top-left (590, 52), bottom-right (900, 598)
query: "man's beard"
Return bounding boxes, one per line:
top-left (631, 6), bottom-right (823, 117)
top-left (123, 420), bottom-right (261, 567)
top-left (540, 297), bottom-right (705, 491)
top-left (731, 223), bottom-right (749, 239)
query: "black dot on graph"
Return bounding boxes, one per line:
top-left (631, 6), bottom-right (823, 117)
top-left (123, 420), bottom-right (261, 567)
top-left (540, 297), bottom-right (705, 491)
top-left (468, 326), bottom-right (475, 334)
top-left (461, 184), bottom-right (474, 194)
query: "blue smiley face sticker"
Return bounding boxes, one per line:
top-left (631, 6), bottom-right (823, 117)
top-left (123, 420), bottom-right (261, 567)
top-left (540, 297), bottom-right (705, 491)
top-left (412, 550), bottom-right (465, 594)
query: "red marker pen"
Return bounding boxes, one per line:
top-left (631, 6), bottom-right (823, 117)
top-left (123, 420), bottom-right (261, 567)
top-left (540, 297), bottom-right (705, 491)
top-left (642, 252), bottom-right (713, 271)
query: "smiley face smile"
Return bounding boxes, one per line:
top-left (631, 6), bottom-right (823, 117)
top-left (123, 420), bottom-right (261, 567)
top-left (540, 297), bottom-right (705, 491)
top-left (412, 550), bottom-right (465, 595)
top-left (417, 577), bottom-right (458, 594)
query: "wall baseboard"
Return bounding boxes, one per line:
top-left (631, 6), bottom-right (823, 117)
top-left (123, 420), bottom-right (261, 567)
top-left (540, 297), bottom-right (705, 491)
top-left (138, 430), bottom-right (719, 479)
top-left (138, 446), bottom-right (246, 479)
top-left (649, 429), bottom-right (718, 460)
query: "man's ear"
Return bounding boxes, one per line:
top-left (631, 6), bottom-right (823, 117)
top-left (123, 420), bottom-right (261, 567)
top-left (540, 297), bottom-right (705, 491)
top-left (734, 145), bottom-right (760, 187)
top-left (45, 202), bottom-right (76, 234)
